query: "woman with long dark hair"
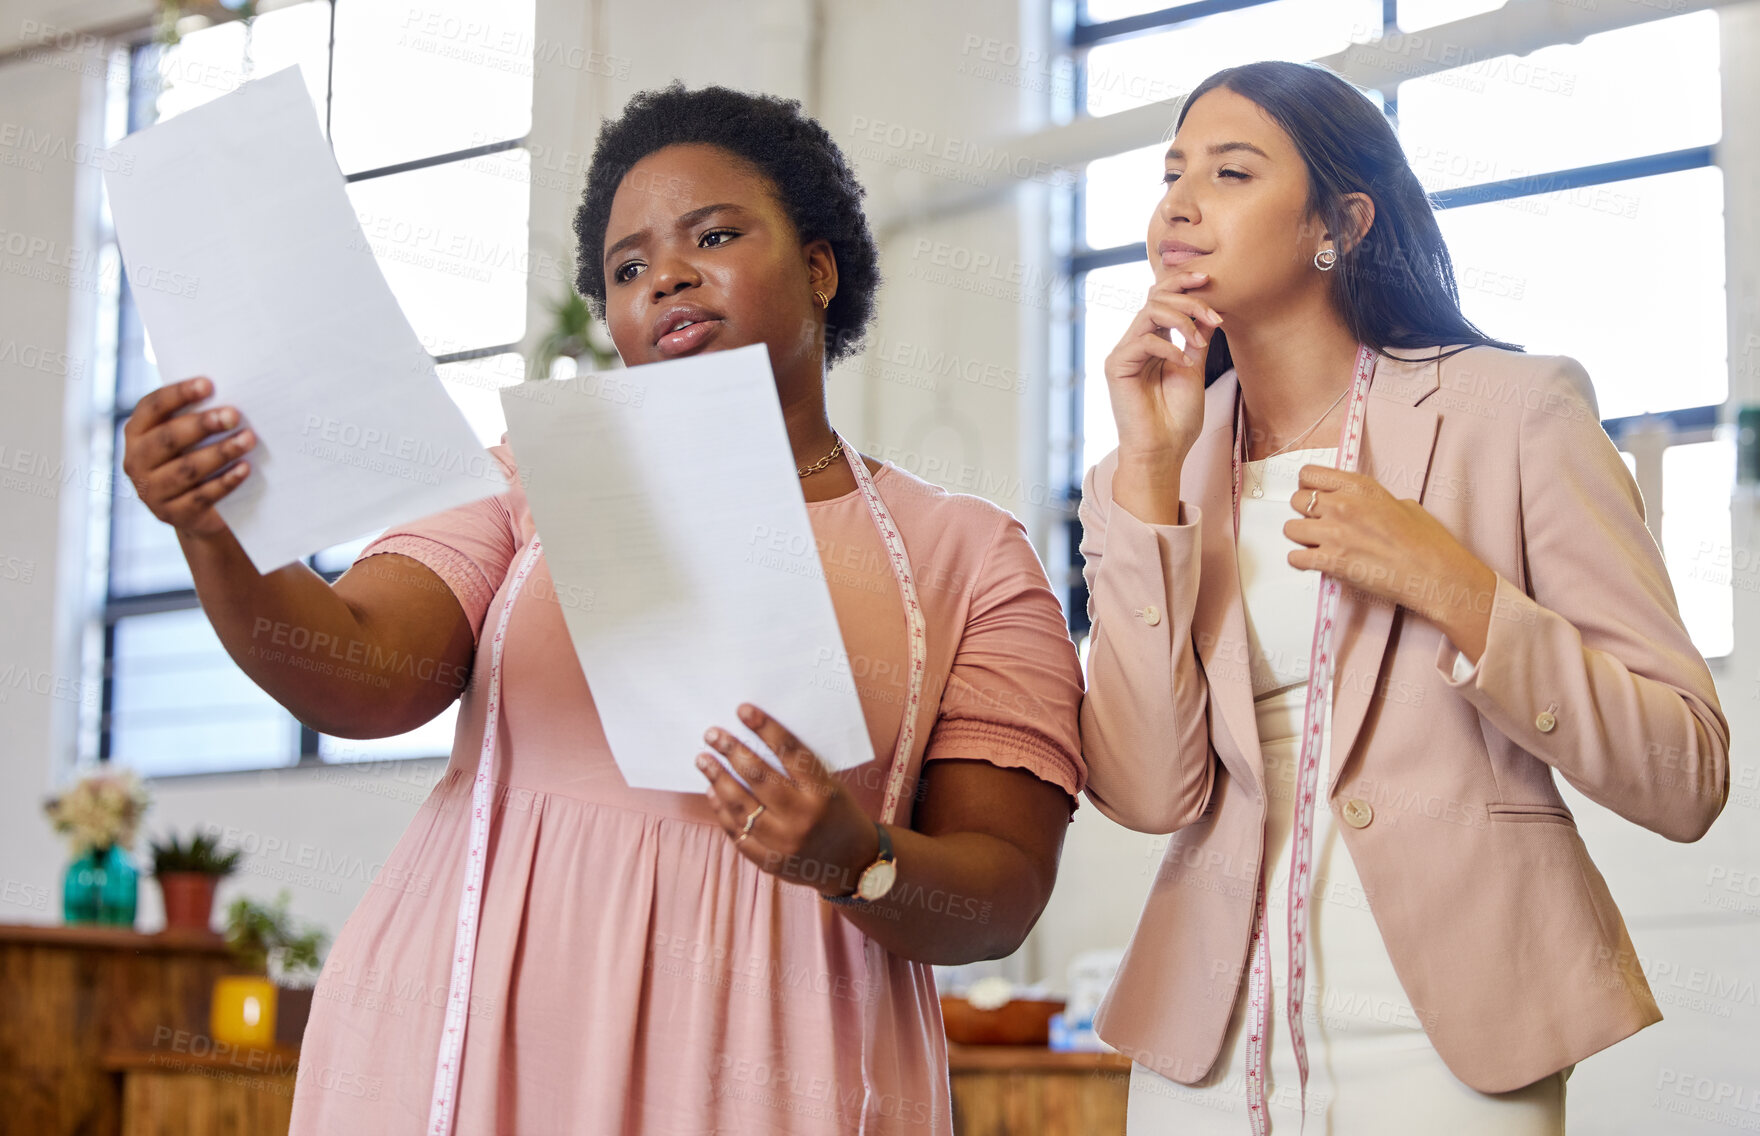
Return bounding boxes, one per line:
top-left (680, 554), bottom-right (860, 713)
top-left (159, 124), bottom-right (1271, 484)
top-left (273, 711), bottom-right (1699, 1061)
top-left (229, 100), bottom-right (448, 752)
top-left (1078, 61), bottom-right (1728, 1132)
top-left (122, 85), bottom-right (1086, 1133)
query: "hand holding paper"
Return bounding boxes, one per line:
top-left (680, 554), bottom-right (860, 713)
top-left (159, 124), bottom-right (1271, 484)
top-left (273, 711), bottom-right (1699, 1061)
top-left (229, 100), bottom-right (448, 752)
top-left (103, 65), bottom-right (504, 573)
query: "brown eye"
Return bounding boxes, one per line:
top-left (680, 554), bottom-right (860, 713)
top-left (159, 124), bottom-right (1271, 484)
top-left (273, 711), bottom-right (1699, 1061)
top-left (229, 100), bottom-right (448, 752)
top-left (612, 260), bottom-right (645, 284)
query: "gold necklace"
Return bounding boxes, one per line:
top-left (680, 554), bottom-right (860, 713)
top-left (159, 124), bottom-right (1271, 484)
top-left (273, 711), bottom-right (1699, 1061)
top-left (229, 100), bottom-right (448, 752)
top-left (797, 435), bottom-right (844, 478)
top-left (1245, 385), bottom-right (1349, 498)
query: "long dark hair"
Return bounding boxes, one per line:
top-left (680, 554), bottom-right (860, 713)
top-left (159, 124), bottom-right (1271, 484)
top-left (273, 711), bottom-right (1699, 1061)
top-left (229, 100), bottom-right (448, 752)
top-left (1175, 61), bottom-right (1522, 385)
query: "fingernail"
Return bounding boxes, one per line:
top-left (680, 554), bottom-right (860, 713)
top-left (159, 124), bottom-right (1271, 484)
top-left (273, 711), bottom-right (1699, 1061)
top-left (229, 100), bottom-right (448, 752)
top-left (220, 408), bottom-right (238, 428)
top-left (1209, 311), bottom-right (1223, 324)
top-left (695, 753), bottom-right (710, 772)
top-left (703, 728), bottom-right (719, 745)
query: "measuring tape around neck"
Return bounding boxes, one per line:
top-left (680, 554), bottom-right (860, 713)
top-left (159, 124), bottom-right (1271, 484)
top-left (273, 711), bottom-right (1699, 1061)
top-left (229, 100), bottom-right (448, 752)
top-left (424, 436), bottom-right (927, 1133)
top-left (1231, 343), bottom-right (1376, 1134)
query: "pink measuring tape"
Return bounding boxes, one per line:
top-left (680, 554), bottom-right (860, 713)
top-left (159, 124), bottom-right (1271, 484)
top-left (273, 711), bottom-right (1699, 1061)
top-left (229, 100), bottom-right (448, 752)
top-left (425, 435), bottom-right (927, 1133)
top-left (425, 534), bottom-right (545, 1135)
top-left (1232, 343), bottom-right (1376, 1134)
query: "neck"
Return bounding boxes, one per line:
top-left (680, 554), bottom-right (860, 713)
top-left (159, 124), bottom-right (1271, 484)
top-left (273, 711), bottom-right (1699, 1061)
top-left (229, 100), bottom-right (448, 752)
top-left (781, 393), bottom-right (839, 471)
top-left (1226, 293), bottom-right (1362, 458)
top-left (779, 379), bottom-right (866, 502)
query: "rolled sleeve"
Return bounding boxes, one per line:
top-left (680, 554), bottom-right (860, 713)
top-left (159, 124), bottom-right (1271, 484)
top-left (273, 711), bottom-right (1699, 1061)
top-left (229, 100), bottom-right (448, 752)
top-left (922, 514), bottom-right (1086, 804)
top-left (354, 445), bottom-right (521, 644)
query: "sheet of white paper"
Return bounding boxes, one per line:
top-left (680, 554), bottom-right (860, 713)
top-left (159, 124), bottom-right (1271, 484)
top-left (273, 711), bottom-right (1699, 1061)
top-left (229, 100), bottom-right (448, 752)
top-left (102, 65), bottom-right (505, 573)
top-left (500, 343), bottom-right (877, 793)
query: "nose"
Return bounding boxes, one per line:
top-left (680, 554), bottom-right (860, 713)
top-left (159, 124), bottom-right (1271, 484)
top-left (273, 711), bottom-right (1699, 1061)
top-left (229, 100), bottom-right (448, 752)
top-left (1159, 175), bottom-right (1198, 226)
top-left (648, 250), bottom-right (700, 301)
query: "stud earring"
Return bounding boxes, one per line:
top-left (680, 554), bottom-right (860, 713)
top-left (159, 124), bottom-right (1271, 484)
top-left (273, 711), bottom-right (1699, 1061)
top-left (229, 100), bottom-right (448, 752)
top-left (1313, 248), bottom-right (1338, 272)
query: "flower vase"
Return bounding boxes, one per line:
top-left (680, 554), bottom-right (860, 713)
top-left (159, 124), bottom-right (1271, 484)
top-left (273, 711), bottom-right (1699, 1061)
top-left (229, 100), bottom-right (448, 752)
top-left (63, 845), bottom-right (139, 927)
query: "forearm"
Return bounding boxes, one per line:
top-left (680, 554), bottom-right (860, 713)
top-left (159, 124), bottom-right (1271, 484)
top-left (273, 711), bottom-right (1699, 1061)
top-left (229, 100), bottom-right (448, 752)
top-left (1079, 482), bottom-right (1215, 833)
top-left (823, 825), bottom-right (1053, 966)
top-left (1443, 572), bottom-right (1729, 840)
top-left (178, 530), bottom-right (465, 735)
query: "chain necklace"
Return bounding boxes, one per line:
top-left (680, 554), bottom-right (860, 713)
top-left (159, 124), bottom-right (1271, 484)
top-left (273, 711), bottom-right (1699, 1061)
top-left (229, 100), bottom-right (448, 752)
top-left (1243, 383), bottom-right (1349, 498)
top-left (796, 434), bottom-right (845, 478)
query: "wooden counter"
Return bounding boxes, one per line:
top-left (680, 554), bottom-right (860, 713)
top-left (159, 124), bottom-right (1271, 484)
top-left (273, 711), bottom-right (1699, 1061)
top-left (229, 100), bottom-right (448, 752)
top-left (102, 1044), bottom-right (299, 1136)
top-left (948, 1042), bottom-right (1130, 1135)
top-left (0, 921), bottom-right (239, 1136)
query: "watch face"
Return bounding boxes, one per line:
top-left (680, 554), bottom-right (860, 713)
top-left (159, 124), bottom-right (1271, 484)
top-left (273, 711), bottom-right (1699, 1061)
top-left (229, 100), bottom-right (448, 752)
top-left (858, 860), bottom-right (897, 901)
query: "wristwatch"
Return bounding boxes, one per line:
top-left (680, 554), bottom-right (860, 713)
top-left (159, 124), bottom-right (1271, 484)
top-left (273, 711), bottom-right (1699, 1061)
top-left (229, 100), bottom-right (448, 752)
top-left (824, 822), bottom-right (896, 905)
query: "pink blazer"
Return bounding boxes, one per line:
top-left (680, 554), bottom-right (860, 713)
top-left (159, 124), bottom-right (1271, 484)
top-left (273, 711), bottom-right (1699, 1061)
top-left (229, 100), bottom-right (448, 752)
top-left (1078, 344), bottom-right (1730, 1094)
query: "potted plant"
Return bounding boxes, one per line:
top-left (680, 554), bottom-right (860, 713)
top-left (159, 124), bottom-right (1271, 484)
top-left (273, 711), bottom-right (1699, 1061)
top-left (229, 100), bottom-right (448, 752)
top-left (148, 830), bottom-right (241, 934)
top-left (529, 277), bottom-right (619, 382)
top-left (212, 890), bottom-right (328, 1048)
top-left (43, 767), bottom-right (151, 927)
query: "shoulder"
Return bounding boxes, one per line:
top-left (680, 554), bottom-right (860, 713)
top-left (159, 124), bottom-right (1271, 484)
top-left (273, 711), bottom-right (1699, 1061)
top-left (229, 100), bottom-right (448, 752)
top-left (876, 460), bottom-right (1017, 538)
top-left (873, 461), bottom-right (1031, 584)
top-left (1426, 345), bottom-right (1599, 420)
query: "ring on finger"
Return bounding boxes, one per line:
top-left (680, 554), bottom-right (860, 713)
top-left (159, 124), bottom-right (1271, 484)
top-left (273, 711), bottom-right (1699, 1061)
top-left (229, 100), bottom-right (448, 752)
top-left (1306, 489), bottom-right (1320, 516)
top-left (737, 804), bottom-right (766, 842)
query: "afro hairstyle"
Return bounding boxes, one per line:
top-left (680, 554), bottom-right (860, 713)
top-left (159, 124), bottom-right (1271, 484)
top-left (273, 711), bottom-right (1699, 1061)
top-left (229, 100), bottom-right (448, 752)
top-left (572, 83), bottom-right (881, 365)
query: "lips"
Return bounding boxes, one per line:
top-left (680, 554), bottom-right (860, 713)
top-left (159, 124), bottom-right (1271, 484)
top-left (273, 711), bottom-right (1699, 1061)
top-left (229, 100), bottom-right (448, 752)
top-left (650, 303), bottom-right (725, 358)
top-left (1158, 239), bottom-right (1210, 268)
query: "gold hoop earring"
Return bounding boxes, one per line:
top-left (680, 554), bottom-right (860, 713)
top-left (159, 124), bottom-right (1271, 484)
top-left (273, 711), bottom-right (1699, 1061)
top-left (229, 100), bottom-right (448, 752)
top-left (812, 289), bottom-right (830, 309)
top-left (1313, 248), bottom-right (1339, 272)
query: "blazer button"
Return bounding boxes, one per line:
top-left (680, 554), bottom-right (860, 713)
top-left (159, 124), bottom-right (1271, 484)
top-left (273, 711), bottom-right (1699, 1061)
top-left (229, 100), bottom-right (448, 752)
top-left (1341, 798), bottom-right (1374, 829)
top-left (1536, 710), bottom-right (1557, 733)
top-left (1140, 605), bottom-right (1162, 626)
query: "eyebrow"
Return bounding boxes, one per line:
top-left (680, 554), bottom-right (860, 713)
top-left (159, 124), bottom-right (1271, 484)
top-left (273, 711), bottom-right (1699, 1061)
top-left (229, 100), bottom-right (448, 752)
top-left (603, 202), bottom-right (751, 265)
top-left (1164, 141), bottom-right (1272, 162)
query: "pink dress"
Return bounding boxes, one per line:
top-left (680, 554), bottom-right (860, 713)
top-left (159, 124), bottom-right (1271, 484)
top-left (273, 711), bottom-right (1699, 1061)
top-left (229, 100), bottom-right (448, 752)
top-left (286, 443), bottom-right (1086, 1135)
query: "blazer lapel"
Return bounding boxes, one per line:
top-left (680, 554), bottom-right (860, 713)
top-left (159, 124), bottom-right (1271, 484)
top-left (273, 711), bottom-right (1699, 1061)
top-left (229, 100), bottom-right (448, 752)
top-left (1188, 375), bottom-right (1265, 792)
top-left (1326, 351), bottom-right (1442, 795)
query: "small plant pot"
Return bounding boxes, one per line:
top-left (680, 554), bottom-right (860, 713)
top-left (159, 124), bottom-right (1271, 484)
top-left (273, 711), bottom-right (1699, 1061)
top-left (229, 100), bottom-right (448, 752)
top-left (211, 975), bottom-right (278, 1048)
top-left (158, 872), bottom-right (220, 933)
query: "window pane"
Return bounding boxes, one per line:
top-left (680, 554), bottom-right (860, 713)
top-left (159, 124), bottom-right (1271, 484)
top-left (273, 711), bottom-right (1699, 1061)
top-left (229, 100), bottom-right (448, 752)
top-left (438, 351), bottom-right (525, 447)
top-left (1084, 0), bottom-right (1227, 23)
top-left (330, 0), bottom-right (535, 174)
top-left (1662, 440), bottom-right (1734, 659)
top-left (1084, 142), bottom-right (1163, 251)
top-left (116, 272), bottom-right (161, 412)
top-left (142, 2), bottom-right (331, 127)
top-left (110, 609), bottom-right (295, 775)
top-left (1432, 165), bottom-right (1724, 420)
top-left (1398, 12), bottom-right (1719, 192)
top-left (1084, 0), bottom-right (1382, 118)
top-left (1080, 260), bottom-right (1156, 475)
top-left (108, 422), bottom-right (194, 596)
top-left (346, 150), bottom-right (531, 354)
top-left (320, 703), bottom-right (459, 762)
top-left (1397, 0), bottom-right (1505, 31)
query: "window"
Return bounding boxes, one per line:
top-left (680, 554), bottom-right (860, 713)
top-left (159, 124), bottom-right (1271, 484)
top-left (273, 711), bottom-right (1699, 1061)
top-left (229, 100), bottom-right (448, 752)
top-left (1059, 2), bottom-right (1733, 659)
top-left (91, 1), bottom-right (535, 776)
